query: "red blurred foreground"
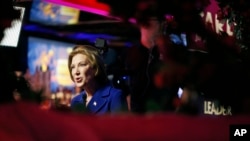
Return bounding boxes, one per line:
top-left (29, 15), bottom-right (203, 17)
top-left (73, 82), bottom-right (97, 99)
top-left (1, 102), bottom-right (250, 141)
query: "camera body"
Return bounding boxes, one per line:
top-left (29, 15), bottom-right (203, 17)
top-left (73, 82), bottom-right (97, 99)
top-left (94, 38), bottom-right (108, 54)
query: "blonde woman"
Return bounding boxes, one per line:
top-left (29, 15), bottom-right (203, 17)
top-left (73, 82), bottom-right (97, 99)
top-left (68, 45), bottom-right (127, 114)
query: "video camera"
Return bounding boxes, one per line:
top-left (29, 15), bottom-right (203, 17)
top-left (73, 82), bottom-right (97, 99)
top-left (94, 38), bottom-right (108, 54)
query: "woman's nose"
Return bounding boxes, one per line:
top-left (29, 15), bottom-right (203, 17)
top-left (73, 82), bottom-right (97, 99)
top-left (74, 67), bottom-right (80, 75)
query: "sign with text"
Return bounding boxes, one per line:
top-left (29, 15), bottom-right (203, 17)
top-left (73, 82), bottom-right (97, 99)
top-left (201, 0), bottom-right (234, 36)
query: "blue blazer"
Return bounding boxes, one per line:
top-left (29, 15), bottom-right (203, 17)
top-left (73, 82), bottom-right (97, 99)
top-left (71, 84), bottom-right (127, 115)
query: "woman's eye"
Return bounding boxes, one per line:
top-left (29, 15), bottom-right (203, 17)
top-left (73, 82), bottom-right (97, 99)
top-left (79, 63), bottom-right (86, 66)
top-left (70, 66), bottom-right (75, 69)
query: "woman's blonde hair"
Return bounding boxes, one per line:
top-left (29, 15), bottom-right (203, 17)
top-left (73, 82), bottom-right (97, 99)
top-left (68, 45), bottom-right (108, 85)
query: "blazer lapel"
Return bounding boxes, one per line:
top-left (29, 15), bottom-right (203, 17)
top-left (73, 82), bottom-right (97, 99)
top-left (87, 85), bottom-right (110, 113)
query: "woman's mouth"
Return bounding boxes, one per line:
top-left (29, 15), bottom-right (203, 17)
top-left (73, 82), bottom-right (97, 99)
top-left (75, 77), bottom-right (82, 83)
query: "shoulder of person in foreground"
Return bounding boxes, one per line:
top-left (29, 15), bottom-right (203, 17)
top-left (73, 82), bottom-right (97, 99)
top-left (0, 102), bottom-right (100, 141)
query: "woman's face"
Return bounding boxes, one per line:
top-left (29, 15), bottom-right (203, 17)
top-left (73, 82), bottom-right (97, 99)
top-left (70, 54), bottom-right (95, 88)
